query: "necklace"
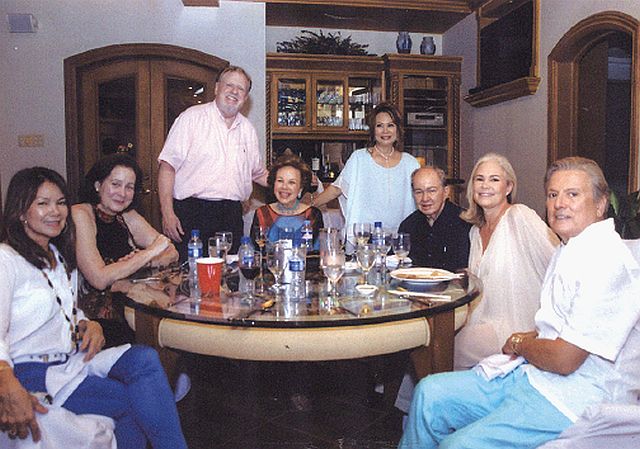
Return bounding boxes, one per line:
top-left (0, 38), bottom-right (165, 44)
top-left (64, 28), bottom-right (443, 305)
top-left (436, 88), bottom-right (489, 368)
top-left (374, 145), bottom-right (395, 165)
top-left (276, 198), bottom-right (300, 215)
top-left (40, 251), bottom-right (79, 353)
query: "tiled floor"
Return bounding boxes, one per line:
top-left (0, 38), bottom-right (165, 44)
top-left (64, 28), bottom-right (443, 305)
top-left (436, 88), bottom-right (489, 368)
top-left (177, 354), bottom-right (405, 449)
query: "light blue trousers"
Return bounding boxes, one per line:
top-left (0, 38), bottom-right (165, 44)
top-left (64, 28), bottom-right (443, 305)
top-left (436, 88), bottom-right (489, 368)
top-left (398, 367), bottom-right (572, 449)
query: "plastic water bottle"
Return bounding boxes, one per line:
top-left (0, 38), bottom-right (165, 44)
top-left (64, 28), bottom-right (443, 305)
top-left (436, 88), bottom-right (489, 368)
top-left (288, 240), bottom-right (306, 299)
top-left (372, 221), bottom-right (384, 246)
top-left (301, 220), bottom-right (313, 250)
top-left (187, 229), bottom-right (203, 296)
top-left (238, 236), bottom-right (254, 265)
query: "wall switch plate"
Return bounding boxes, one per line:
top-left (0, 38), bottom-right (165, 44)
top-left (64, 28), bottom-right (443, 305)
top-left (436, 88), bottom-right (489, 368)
top-left (18, 134), bottom-right (44, 147)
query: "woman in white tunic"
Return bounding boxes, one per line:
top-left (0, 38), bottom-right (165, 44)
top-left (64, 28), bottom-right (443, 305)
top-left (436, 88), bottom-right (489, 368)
top-left (311, 103), bottom-right (419, 246)
top-left (456, 153), bottom-right (559, 369)
top-left (0, 167), bottom-right (186, 448)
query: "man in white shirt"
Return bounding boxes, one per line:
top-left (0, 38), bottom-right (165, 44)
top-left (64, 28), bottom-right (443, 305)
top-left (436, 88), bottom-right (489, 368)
top-left (158, 66), bottom-right (268, 259)
top-left (399, 157), bottom-right (640, 449)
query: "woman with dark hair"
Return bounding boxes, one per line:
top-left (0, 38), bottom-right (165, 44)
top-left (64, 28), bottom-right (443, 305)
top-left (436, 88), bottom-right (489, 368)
top-left (72, 153), bottom-right (177, 346)
top-left (250, 154), bottom-right (323, 248)
top-left (312, 102), bottom-right (419, 246)
top-left (0, 167), bottom-right (187, 448)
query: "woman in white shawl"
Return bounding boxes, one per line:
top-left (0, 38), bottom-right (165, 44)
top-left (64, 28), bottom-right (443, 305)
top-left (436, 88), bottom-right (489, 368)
top-left (455, 153), bottom-right (559, 369)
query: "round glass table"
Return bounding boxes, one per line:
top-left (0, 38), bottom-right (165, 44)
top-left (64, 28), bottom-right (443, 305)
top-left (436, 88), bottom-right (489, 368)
top-left (112, 269), bottom-right (481, 384)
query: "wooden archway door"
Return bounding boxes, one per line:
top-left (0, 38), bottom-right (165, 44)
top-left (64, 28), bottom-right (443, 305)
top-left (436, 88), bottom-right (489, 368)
top-left (548, 12), bottom-right (640, 192)
top-left (65, 44), bottom-right (228, 230)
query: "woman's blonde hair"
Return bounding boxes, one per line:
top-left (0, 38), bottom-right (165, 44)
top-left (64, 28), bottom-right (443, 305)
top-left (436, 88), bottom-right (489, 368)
top-left (460, 152), bottom-right (517, 226)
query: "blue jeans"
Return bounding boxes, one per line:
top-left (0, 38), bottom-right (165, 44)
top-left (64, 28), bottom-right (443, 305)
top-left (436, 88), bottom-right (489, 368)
top-left (15, 345), bottom-right (187, 449)
top-left (398, 367), bottom-right (572, 449)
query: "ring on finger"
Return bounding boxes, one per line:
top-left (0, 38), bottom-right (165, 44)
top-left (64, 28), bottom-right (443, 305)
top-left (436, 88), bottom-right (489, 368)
top-left (8, 428), bottom-right (17, 437)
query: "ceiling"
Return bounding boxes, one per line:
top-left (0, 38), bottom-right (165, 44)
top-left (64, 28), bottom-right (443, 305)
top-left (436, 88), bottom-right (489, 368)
top-left (265, 1), bottom-right (475, 33)
top-left (181, 1), bottom-right (481, 34)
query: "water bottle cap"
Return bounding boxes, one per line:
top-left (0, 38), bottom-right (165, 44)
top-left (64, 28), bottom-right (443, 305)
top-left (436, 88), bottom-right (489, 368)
top-left (374, 221), bottom-right (382, 228)
top-left (303, 220), bottom-right (311, 225)
top-left (191, 229), bottom-right (200, 237)
top-left (240, 236), bottom-right (251, 244)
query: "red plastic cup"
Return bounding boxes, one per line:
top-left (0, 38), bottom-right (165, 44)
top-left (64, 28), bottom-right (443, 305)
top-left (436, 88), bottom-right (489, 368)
top-left (196, 257), bottom-right (224, 296)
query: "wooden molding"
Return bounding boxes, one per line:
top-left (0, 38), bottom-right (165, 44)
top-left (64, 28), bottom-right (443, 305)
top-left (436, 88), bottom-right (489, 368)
top-left (547, 11), bottom-right (640, 192)
top-left (463, 76), bottom-right (540, 107)
top-left (182, 0), bottom-right (219, 6)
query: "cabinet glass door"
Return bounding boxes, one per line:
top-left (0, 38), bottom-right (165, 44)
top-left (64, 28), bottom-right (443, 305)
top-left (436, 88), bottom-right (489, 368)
top-left (348, 77), bottom-right (382, 131)
top-left (276, 78), bottom-right (308, 128)
top-left (402, 75), bottom-right (449, 171)
top-left (315, 79), bottom-right (344, 128)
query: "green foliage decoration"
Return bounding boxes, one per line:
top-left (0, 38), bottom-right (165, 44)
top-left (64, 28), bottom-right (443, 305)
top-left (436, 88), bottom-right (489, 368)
top-left (609, 190), bottom-right (640, 239)
top-left (277, 30), bottom-right (372, 56)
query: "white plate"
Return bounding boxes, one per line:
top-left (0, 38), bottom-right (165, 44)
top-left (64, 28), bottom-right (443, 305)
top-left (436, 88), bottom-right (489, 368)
top-left (385, 255), bottom-right (412, 269)
top-left (390, 267), bottom-right (459, 284)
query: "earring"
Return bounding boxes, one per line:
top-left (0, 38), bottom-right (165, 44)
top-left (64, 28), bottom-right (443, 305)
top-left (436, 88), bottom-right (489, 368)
top-left (297, 191), bottom-right (302, 199)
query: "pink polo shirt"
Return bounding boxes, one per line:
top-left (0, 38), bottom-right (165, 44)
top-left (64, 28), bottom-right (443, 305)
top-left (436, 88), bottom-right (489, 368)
top-left (158, 101), bottom-right (268, 202)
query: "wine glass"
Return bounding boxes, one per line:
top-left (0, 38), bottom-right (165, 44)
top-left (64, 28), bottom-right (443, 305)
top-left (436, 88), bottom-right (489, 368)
top-left (215, 231), bottom-right (233, 270)
top-left (208, 236), bottom-right (225, 259)
top-left (393, 233), bottom-right (411, 268)
top-left (267, 242), bottom-right (287, 292)
top-left (355, 244), bottom-right (377, 287)
top-left (253, 224), bottom-right (269, 293)
top-left (374, 231), bottom-right (393, 282)
top-left (239, 251), bottom-right (261, 303)
top-left (321, 249), bottom-right (345, 297)
top-left (353, 222), bottom-right (372, 248)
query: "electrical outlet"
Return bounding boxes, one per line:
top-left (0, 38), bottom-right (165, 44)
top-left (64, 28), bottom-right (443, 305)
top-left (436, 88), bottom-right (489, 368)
top-left (18, 134), bottom-right (44, 147)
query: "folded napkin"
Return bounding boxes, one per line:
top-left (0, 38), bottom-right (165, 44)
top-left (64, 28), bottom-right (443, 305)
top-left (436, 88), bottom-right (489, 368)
top-left (473, 354), bottom-right (526, 381)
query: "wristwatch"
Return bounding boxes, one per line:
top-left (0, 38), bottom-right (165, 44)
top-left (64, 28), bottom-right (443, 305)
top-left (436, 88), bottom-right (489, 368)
top-left (510, 334), bottom-right (524, 355)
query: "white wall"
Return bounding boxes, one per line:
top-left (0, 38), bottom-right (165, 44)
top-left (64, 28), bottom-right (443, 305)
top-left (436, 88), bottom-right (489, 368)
top-left (267, 27), bottom-right (442, 57)
top-left (444, 0), bottom-right (640, 214)
top-left (0, 0), bottom-right (265, 200)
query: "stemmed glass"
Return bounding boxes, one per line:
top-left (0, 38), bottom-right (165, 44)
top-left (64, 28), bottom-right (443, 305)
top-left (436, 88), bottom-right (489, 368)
top-left (239, 251), bottom-right (261, 303)
top-left (374, 231), bottom-right (393, 282)
top-left (253, 224), bottom-right (269, 293)
top-left (393, 233), bottom-right (411, 268)
top-left (267, 242), bottom-right (287, 292)
top-left (215, 231), bottom-right (233, 271)
top-left (321, 249), bottom-right (345, 297)
top-left (355, 244), bottom-right (377, 287)
top-left (208, 236), bottom-right (225, 259)
top-left (353, 222), bottom-right (371, 247)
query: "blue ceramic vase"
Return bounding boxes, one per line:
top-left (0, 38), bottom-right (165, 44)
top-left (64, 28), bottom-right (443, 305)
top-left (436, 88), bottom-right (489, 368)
top-left (396, 32), bottom-right (412, 54)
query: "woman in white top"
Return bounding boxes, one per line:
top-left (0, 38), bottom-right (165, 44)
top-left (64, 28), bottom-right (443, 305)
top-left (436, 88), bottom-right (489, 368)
top-left (312, 103), bottom-right (419, 246)
top-left (0, 167), bottom-right (186, 448)
top-left (455, 153), bottom-right (559, 369)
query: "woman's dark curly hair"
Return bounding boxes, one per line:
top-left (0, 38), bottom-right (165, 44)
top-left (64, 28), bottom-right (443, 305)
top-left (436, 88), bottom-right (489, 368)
top-left (366, 102), bottom-right (404, 151)
top-left (267, 154), bottom-right (313, 196)
top-left (79, 153), bottom-right (143, 211)
top-left (1, 167), bottom-right (76, 273)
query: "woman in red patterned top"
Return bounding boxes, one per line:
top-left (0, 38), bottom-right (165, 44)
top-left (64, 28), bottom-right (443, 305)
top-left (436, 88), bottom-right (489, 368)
top-left (250, 154), bottom-right (323, 250)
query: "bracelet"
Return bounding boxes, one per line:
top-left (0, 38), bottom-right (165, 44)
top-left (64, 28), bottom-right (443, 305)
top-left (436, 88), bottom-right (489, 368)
top-left (310, 193), bottom-right (315, 207)
top-left (510, 334), bottom-right (524, 355)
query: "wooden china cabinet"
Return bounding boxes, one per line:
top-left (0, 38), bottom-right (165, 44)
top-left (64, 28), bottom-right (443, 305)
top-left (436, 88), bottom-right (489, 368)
top-left (266, 52), bottom-right (461, 183)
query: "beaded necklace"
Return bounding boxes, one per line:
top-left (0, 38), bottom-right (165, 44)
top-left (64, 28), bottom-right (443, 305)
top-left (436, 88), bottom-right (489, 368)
top-left (276, 198), bottom-right (300, 215)
top-left (40, 251), bottom-right (79, 352)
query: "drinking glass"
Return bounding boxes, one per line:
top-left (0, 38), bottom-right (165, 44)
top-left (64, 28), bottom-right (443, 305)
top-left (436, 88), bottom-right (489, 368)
top-left (239, 251), bottom-right (261, 303)
top-left (355, 244), bottom-right (377, 287)
top-left (208, 236), bottom-right (225, 258)
top-left (353, 222), bottom-right (371, 247)
top-left (393, 233), bottom-right (411, 268)
top-left (215, 231), bottom-right (233, 269)
top-left (374, 231), bottom-right (393, 281)
top-left (267, 242), bottom-right (287, 292)
top-left (321, 249), bottom-right (345, 297)
top-left (253, 224), bottom-right (269, 293)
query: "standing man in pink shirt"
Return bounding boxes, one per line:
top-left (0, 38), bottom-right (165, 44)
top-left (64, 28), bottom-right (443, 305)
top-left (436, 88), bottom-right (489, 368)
top-left (158, 66), bottom-right (268, 260)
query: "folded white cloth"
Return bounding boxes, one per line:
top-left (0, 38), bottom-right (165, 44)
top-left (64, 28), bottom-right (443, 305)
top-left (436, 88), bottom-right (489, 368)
top-left (473, 353), bottom-right (526, 380)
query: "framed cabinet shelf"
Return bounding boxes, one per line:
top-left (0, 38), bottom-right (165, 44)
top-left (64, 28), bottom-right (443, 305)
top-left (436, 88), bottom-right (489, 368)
top-left (267, 53), bottom-right (461, 185)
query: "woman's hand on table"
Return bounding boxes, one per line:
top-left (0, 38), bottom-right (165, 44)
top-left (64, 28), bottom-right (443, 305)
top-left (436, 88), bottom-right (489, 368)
top-left (78, 320), bottom-right (105, 362)
top-left (0, 367), bottom-right (47, 442)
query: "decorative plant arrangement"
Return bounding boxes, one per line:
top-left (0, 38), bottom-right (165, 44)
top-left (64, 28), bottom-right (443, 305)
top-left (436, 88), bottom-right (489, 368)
top-left (277, 30), bottom-right (372, 56)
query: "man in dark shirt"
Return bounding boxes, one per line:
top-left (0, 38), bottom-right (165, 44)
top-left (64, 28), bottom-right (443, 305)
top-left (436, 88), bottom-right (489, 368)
top-left (398, 167), bottom-right (471, 271)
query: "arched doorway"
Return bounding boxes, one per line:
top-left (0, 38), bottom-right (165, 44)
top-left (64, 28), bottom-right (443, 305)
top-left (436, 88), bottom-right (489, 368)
top-left (64, 44), bottom-right (228, 229)
top-left (548, 12), bottom-right (640, 195)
